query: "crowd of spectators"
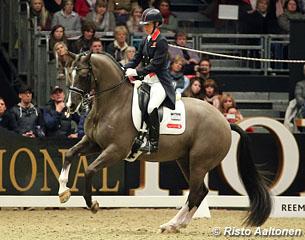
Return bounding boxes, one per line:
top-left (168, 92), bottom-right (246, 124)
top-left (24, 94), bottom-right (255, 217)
top-left (3, 0), bottom-right (305, 137)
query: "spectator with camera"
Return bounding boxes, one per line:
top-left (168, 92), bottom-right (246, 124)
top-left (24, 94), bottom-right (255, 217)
top-left (9, 86), bottom-right (45, 138)
top-left (224, 106), bottom-right (244, 124)
top-left (195, 58), bottom-right (215, 83)
top-left (43, 86), bottom-right (79, 138)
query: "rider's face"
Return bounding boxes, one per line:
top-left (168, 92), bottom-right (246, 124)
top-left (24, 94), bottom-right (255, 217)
top-left (144, 22), bottom-right (154, 35)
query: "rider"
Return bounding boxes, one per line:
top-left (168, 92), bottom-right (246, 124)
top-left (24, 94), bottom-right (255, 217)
top-left (125, 8), bottom-right (176, 153)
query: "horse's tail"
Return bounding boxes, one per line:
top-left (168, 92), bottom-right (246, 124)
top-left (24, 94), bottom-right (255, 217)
top-left (230, 123), bottom-right (272, 226)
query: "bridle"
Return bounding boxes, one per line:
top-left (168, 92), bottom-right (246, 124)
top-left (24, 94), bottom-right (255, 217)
top-left (66, 52), bottom-right (127, 115)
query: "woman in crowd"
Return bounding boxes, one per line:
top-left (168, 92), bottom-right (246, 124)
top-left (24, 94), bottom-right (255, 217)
top-left (126, 5), bottom-right (143, 33)
top-left (169, 55), bottom-right (190, 94)
top-left (278, 0), bottom-right (305, 33)
top-left (182, 77), bottom-right (204, 99)
top-left (202, 79), bottom-right (220, 110)
top-left (51, 0), bottom-right (81, 31)
top-left (30, 0), bottom-right (51, 30)
top-left (70, 21), bottom-right (96, 53)
top-left (53, 41), bottom-right (74, 89)
top-left (219, 93), bottom-right (237, 114)
top-left (156, 0), bottom-right (178, 33)
top-left (49, 25), bottom-right (68, 57)
top-left (120, 46), bottom-right (136, 65)
top-left (85, 0), bottom-right (116, 32)
top-left (106, 25), bottom-right (129, 62)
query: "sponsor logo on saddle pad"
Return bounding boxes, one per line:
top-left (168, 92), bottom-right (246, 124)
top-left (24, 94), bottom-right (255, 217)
top-left (132, 84), bottom-right (186, 135)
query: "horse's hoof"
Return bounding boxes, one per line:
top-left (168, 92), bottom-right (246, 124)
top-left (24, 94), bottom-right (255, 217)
top-left (90, 200), bottom-right (99, 214)
top-left (159, 224), bottom-right (180, 234)
top-left (59, 189), bottom-right (71, 203)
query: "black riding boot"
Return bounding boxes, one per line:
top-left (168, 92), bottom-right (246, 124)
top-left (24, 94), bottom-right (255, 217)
top-left (140, 108), bottom-right (159, 153)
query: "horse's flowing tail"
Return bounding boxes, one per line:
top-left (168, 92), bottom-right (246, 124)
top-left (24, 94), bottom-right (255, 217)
top-left (230, 123), bottom-right (272, 226)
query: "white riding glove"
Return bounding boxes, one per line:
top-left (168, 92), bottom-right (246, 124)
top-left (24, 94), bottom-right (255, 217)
top-left (125, 68), bottom-right (138, 77)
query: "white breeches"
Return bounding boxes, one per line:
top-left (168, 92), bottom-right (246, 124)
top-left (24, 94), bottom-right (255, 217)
top-left (143, 74), bottom-right (166, 114)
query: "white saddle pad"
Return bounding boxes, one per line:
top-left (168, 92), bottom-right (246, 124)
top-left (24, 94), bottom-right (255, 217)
top-left (132, 81), bottom-right (186, 134)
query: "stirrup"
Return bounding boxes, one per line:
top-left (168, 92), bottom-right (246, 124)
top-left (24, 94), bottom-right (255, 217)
top-left (139, 141), bottom-right (158, 153)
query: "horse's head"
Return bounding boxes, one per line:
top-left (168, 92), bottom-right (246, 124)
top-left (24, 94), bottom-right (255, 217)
top-left (66, 51), bottom-right (93, 115)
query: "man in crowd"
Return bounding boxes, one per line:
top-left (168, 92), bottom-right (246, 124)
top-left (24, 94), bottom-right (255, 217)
top-left (9, 86), bottom-right (45, 137)
top-left (90, 37), bottom-right (103, 53)
top-left (168, 31), bottom-right (200, 75)
top-left (195, 58), bottom-right (215, 82)
top-left (43, 86), bottom-right (79, 138)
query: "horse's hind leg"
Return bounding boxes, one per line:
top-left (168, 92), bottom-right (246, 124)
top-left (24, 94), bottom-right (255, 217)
top-left (58, 136), bottom-right (100, 203)
top-left (160, 158), bottom-right (208, 233)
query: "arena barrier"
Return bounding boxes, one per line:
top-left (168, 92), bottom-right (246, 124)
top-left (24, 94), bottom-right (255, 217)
top-left (1, 117), bottom-right (305, 217)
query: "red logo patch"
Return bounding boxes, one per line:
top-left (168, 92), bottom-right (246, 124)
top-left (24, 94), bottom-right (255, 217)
top-left (167, 124), bottom-right (182, 129)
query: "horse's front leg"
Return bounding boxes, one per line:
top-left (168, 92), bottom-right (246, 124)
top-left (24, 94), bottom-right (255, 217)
top-left (58, 136), bottom-right (100, 203)
top-left (83, 144), bottom-right (123, 213)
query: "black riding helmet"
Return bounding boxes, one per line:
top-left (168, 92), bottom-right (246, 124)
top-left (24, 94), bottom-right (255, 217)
top-left (140, 8), bottom-right (163, 26)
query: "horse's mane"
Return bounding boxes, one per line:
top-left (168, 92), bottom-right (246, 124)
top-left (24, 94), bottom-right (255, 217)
top-left (93, 52), bottom-right (125, 76)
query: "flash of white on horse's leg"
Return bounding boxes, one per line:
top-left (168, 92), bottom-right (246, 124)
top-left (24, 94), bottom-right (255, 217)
top-left (58, 163), bottom-right (71, 194)
top-left (160, 204), bottom-right (189, 231)
top-left (180, 206), bottom-right (198, 228)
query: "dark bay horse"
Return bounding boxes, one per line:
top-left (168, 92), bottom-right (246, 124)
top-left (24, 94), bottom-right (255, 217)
top-left (58, 52), bottom-right (272, 233)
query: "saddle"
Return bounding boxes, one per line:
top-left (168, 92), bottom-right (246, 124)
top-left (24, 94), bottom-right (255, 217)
top-left (125, 81), bottom-right (186, 162)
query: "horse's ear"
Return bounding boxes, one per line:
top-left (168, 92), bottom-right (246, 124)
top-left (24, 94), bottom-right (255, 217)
top-left (68, 51), bottom-right (77, 60)
top-left (81, 51), bottom-right (92, 63)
